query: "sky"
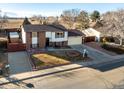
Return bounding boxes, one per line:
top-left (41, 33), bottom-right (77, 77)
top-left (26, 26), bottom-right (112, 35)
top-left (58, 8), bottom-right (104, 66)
top-left (0, 3), bottom-right (124, 17)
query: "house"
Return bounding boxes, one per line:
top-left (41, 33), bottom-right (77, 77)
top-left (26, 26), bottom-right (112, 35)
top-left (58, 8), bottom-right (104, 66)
top-left (21, 24), bottom-right (68, 50)
top-left (68, 29), bottom-right (84, 45)
top-left (82, 28), bottom-right (101, 42)
top-left (4, 23), bottom-right (83, 52)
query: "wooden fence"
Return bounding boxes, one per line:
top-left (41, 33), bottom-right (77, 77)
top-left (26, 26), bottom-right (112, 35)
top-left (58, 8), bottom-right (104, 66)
top-left (7, 43), bottom-right (26, 52)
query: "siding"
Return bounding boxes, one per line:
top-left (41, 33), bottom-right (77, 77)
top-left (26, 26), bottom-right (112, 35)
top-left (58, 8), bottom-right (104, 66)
top-left (68, 36), bottom-right (82, 45)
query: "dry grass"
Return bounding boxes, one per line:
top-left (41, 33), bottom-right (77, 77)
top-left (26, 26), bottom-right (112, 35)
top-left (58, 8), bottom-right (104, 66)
top-left (3, 19), bottom-right (24, 28)
top-left (32, 53), bottom-right (70, 68)
top-left (1, 19), bottom-right (40, 29)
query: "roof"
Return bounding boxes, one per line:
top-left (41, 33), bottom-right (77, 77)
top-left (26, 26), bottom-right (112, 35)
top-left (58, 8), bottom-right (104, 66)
top-left (68, 29), bottom-right (84, 37)
top-left (82, 28), bottom-right (100, 37)
top-left (23, 24), bottom-right (67, 32)
top-left (5, 28), bottom-right (21, 32)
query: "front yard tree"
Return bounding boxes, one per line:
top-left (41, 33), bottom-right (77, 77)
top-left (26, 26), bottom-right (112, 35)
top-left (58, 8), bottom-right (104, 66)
top-left (113, 9), bottom-right (124, 46)
top-left (90, 10), bottom-right (100, 22)
top-left (61, 9), bottom-right (80, 29)
top-left (76, 10), bottom-right (89, 30)
top-left (95, 9), bottom-right (124, 46)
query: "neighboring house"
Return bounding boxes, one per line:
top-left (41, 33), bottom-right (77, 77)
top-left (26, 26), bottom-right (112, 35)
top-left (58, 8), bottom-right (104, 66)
top-left (82, 28), bottom-right (101, 42)
top-left (21, 24), bottom-right (68, 50)
top-left (68, 29), bottom-right (84, 45)
top-left (2, 28), bottom-right (21, 43)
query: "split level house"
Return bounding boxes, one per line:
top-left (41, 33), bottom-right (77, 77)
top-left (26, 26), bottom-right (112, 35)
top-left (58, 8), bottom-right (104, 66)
top-left (20, 24), bottom-right (83, 51)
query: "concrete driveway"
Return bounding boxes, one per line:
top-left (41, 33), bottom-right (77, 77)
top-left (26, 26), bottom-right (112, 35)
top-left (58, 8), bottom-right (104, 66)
top-left (70, 44), bottom-right (113, 62)
top-left (8, 51), bottom-right (32, 75)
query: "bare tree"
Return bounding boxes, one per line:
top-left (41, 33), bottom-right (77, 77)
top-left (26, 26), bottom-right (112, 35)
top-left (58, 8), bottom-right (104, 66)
top-left (96, 9), bottom-right (124, 45)
top-left (31, 15), bottom-right (47, 24)
top-left (76, 10), bottom-right (89, 30)
top-left (113, 9), bottom-right (124, 45)
top-left (0, 10), bottom-right (8, 34)
top-left (60, 9), bottom-right (80, 29)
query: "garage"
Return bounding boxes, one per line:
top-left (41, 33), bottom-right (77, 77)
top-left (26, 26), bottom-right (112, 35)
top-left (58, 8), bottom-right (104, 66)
top-left (68, 29), bottom-right (84, 45)
top-left (82, 28), bottom-right (100, 42)
top-left (84, 36), bottom-right (96, 42)
top-left (68, 36), bottom-right (82, 45)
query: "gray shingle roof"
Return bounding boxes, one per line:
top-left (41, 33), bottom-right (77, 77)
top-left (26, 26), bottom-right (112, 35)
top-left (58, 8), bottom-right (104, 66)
top-left (68, 29), bottom-right (85, 36)
top-left (23, 24), bottom-right (67, 32)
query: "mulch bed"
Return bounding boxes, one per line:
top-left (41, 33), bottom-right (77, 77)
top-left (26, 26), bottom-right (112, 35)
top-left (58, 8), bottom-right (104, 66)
top-left (53, 46), bottom-right (72, 49)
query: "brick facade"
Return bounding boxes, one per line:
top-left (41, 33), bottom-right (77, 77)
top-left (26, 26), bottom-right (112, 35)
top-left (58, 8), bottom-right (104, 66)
top-left (26, 32), bottom-right (32, 50)
top-left (38, 32), bottom-right (46, 48)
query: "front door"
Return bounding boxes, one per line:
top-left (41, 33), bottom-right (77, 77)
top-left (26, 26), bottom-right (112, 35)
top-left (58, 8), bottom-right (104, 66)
top-left (46, 38), bottom-right (49, 47)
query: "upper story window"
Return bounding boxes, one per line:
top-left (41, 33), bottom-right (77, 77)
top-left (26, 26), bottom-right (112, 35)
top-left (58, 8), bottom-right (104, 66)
top-left (32, 32), bottom-right (37, 37)
top-left (55, 32), bottom-right (64, 38)
top-left (32, 32), bottom-right (38, 45)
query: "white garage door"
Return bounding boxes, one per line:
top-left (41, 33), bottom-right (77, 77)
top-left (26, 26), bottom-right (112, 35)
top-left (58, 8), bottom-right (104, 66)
top-left (68, 36), bottom-right (82, 45)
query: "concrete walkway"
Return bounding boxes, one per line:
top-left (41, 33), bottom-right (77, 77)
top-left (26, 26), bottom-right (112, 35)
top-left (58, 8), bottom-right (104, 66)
top-left (8, 51), bottom-right (32, 75)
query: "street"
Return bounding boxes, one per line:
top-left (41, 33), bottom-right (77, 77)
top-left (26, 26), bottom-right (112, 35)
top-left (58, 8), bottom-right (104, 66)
top-left (88, 57), bottom-right (124, 72)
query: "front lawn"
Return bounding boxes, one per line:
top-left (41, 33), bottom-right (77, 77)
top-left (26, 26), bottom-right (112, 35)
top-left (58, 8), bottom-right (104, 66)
top-left (31, 50), bottom-right (90, 69)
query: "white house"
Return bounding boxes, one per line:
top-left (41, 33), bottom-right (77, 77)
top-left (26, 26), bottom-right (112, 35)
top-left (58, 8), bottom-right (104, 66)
top-left (82, 28), bottom-right (101, 42)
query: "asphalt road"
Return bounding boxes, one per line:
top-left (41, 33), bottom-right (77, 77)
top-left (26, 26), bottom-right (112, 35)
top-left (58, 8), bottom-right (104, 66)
top-left (89, 58), bottom-right (124, 72)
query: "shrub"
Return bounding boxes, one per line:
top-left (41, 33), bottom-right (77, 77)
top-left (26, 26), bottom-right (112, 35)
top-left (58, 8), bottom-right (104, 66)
top-left (101, 44), bottom-right (124, 54)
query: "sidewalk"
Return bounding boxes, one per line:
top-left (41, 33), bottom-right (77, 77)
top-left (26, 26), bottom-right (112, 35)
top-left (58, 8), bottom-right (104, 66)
top-left (1, 54), bottom-right (124, 85)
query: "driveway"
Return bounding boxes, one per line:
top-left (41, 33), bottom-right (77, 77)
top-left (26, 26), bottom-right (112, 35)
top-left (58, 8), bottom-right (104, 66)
top-left (70, 44), bottom-right (113, 62)
top-left (8, 51), bottom-right (32, 75)
top-left (85, 42), bottom-right (117, 56)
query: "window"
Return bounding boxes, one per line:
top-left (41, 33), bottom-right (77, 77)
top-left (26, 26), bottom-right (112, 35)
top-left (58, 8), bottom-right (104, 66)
top-left (55, 32), bottom-right (64, 38)
top-left (10, 32), bottom-right (19, 38)
top-left (32, 32), bottom-right (37, 37)
top-left (32, 32), bottom-right (38, 48)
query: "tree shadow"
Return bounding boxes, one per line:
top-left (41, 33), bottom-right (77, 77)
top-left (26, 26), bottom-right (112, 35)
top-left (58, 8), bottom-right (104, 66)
top-left (5, 76), bottom-right (35, 88)
top-left (87, 58), bottom-right (124, 72)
